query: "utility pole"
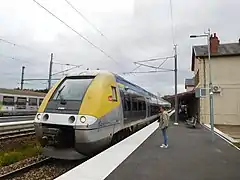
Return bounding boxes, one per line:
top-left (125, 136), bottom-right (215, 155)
top-left (20, 66), bottom-right (25, 90)
top-left (48, 53), bottom-right (53, 90)
top-left (207, 29), bottom-right (215, 142)
top-left (174, 45), bottom-right (178, 125)
top-left (190, 28), bottom-right (215, 142)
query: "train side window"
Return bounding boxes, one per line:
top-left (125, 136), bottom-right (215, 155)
top-left (29, 98), bottom-right (37, 106)
top-left (16, 97), bottom-right (27, 105)
top-left (125, 96), bottom-right (131, 111)
top-left (111, 86), bottom-right (117, 101)
top-left (132, 98), bottom-right (138, 111)
top-left (143, 101), bottom-right (146, 110)
top-left (138, 101), bottom-right (143, 111)
top-left (3, 96), bottom-right (14, 106)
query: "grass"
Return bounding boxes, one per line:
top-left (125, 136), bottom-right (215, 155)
top-left (233, 142), bottom-right (240, 148)
top-left (0, 141), bottom-right (42, 167)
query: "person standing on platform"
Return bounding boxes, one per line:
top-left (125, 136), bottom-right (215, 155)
top-left (158, 106), bottom-right (169, 148)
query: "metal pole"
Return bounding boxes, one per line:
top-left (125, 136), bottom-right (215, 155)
top-left (20, 66), bottom-right (25, 90)
top-left (48, 53), bottom-right (53, 90)
top-left (207, 28), bottom-right (215, 142)
top-left (174, 44), bottom-right (178, 125)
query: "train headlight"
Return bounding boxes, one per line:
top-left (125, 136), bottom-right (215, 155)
top-left (43, 114), bottom-right (49, 121)
top-left (36, 114), bottom-right (41, 120)
top-left (80, 116), bottom-right (86, 123)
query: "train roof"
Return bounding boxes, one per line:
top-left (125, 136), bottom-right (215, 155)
top-left (0, 88), bottom-right (46, 97)
top-left (67, 70), bottom-right (168, 101)
top-left (114, 74), bottom-right (158, 98)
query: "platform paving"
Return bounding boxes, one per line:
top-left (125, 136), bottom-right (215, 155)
top-left (105, 122), bottom-right (240, 180)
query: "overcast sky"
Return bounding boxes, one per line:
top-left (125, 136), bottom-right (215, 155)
top-left (0, 0), bottom-right (240, 95)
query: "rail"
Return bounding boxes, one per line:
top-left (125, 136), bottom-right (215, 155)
top-left (0, 158), bottom-right (52, 180)
top-left (0, 120), bottom-right (34, 135)
top-left (0, 115), bottom-right (35, 123)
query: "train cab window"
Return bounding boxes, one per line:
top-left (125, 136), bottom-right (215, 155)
top-left (16, 97), bottom-right (27, 105)
top-left (52, 77), bottom-right (94, 101)
top-left (111, 86), bottom-right (117, 101)
top-left (29, 98), bottom-right (37, 106)
top-left (3, 96), bottom-right (14, 106)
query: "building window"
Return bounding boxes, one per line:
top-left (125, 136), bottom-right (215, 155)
top-left (111, 86), bottom-right (117, 101)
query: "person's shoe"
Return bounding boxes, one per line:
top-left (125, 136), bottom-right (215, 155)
top-left (160, 144), bottom-right (165, 148)
top-left (164, 144), bottom-right (168, 148)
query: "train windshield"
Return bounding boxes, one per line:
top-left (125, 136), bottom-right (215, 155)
top-left (52, 76), bottom-right (94, 101)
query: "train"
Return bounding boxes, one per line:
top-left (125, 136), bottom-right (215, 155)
top-left (0, 88), bottom-right (46, 116)
top-left (34, 70), bottom-right (171, 160)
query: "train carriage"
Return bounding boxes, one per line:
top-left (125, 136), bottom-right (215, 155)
top-left (0, 88), bottom-right (46, 116)
top-left (34, 70), bottom-right (171, 159)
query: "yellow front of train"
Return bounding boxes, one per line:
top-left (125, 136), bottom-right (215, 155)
top-left (34, 71), bottom-right (122, 159)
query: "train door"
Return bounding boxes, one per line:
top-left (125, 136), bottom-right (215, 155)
top-left (146, 97), bottom-right (151, 117)
top-left (119, 90), bottom-right (126, 120)
top-left (121, 91), bottom-right (131, 125)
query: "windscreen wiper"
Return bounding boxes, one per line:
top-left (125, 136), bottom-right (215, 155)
top-left (55, 85), bottom-right (65, 100)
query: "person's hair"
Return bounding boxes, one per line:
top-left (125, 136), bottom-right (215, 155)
top-left (159, 105), bottom-right (165, 110)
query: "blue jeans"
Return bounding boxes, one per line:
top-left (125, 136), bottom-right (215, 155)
top-left (162, 128), bottom-right (168, 146)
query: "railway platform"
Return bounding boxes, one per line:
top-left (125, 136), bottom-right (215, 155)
top-left (55, 120), bottom-right (240, 180)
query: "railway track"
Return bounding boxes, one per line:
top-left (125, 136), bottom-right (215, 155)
top-left (0, 115), bottom-right (35, 123)
top-left (0, 129), bottom-right (35, 141)
top-left (0, 157), bottom-right (52, 180)
top-left (0, 120), bottom-right (34, 137)
top-left (0, 157), bottom-right (85, 180)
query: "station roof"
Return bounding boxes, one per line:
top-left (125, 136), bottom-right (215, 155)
top-left (163, 90), bottom-right (195, 101)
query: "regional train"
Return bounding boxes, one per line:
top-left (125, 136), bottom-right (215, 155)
top-left (34, 70), bottom-right (171, 160)
top-left (0, 88), bottom-right (46, 116)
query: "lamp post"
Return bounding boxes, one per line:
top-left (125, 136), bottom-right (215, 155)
top-left (190, 28), bottom-right (215, 142)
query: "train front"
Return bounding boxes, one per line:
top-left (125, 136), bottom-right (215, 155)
top-left (34, 72), bottom-right (120, 160)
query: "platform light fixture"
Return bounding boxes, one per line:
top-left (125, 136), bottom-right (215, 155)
top-left (190, 28), bottom-right (215, 142)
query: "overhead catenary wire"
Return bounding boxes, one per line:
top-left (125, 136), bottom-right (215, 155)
top-left (136, 56), bottom-right (174, 63)
top-left (0, 37), bottom-right (49, 57)
top-left (121, 70), bottom-right (171, 75)
top-left (52, 61), bottom-right (82, 67)
top-left (64, 0), bottom-right (107, 39)
top-left (134, 62), bottom-right (173, 71)
top-left (31, 0), bottom-right (120, 65)
top-left (64, 0), bottom-right (143, 75)
top-left (0, 53), bottom-right (33, 64)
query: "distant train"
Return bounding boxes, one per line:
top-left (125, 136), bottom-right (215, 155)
top-left (34, 70), bottom-right (171, 160)
top-left (0, 88), bottom-right (46, 116)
